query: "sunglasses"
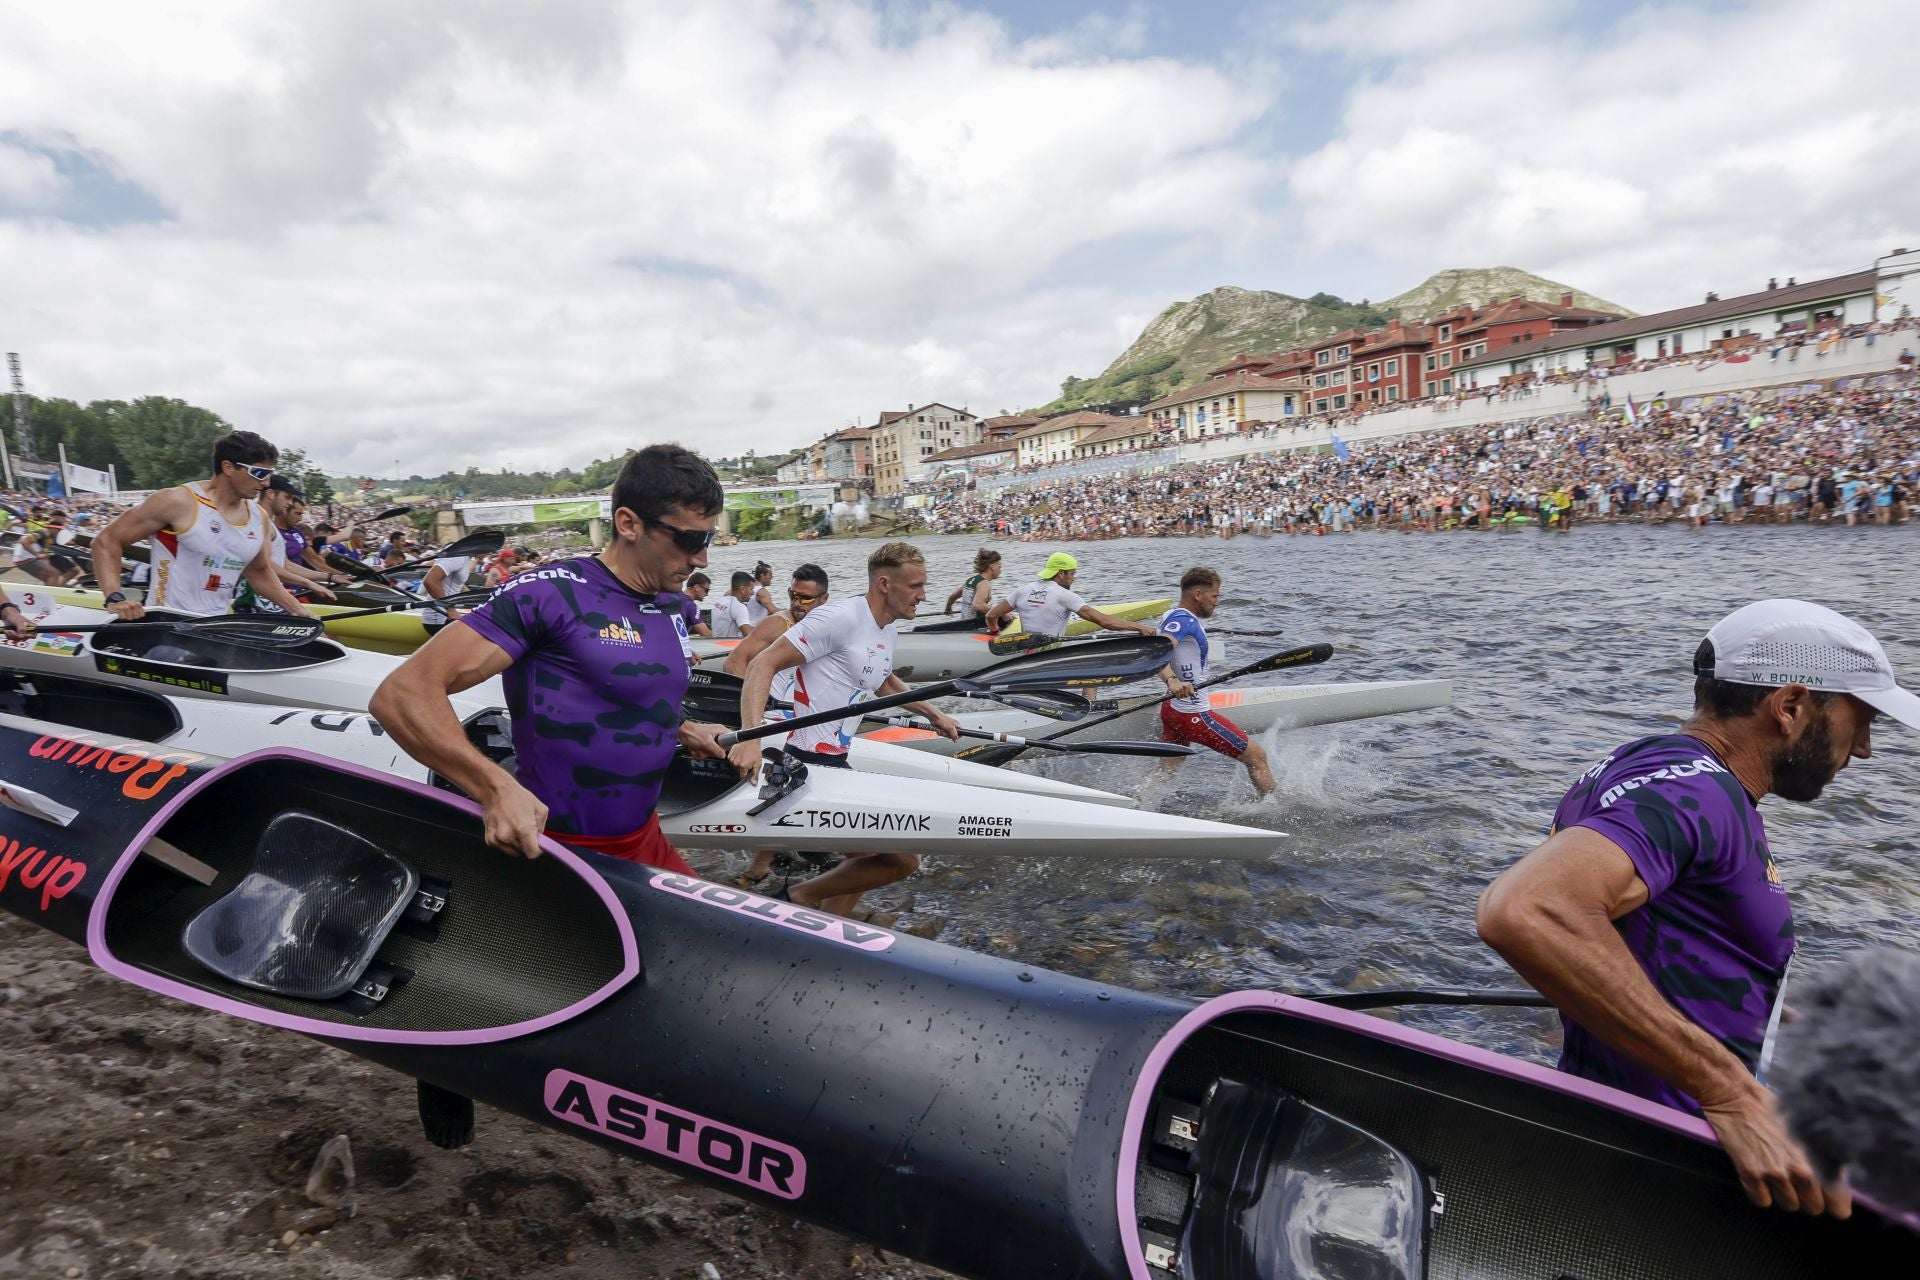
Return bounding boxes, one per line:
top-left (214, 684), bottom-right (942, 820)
top-left (231, 462), bottom-right (275, 481)
top-left (788, 589), bottom-right (824, 603)
top-left (644, 517), bottom-right (718, 553)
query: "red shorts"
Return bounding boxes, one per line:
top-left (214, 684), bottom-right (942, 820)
top-left (1160, 702), bottom-right (1250, 759)
top-left (550, 813), bottom-right (694, 875)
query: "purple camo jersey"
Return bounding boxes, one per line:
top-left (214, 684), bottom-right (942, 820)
top-left (1551, 733), bottom-right (1793, 1113)
top-left (459, 556), bottom-right (692, 838)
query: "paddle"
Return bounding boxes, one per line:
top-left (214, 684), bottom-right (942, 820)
top-left (382, 528), bottom-right (506, 577)
top-left (367, 505), bottom-right (413, 521)
top-left (39, 614), bottom-right (326, 647)
top-left (862, 712), bottom-right (1199, 758)
top-left (715, 635), bottom-right (1175, 749)
top-left (687, 668), bottom-right (1092, 727)
top-left (953, 640), bottom-right (1335, 764)
top-left (316, 588), bottom-right (493, 622)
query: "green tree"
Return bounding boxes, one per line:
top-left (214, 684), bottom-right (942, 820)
top-left (104, 396), bottom-right (233, 488)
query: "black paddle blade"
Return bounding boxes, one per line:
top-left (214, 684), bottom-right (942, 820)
top-left (952, 741), bottom-right (1026, 767)
top-left (987, 631), bottom-right (1057, 656)
top-left (1256, 641), bottom-right (1333, 672)
top-left (86, 614), bottom-right (328, 647)
top-left (324, 551), bottom-right (388, 582)
top-left (434, 529), bottom-right (505, 560)
top-left (1018, 738), bottom-right (1199, 757)
top-left (961, 635), bottom-right (1173, 692)
top-left (975, 689), bottom-right (1091, 721)
top-left (369, 505), bottom-right (412, 521)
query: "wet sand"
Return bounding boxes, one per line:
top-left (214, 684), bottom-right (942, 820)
top-left (0, 913), bottom-right (954, 1280)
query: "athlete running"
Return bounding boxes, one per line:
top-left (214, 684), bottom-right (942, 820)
top-left (1156, 567), bottom-right (1274, 795)
top-left (942, 548), bottom-right (1002, 628)
top-left (733, 542), bottom-right (959, 917)
top-left (89, 431), bottom-right (313, 620)
top-left (985, 552), bottom-right (1158, 639)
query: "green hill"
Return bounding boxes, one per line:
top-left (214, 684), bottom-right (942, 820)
top-left (1035, 268), bottom-right (1633, 415)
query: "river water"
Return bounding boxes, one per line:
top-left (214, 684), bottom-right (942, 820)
top-left (707, 524), bottom-right (1920, 1062)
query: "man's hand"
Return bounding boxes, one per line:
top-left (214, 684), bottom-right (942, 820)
top-left (927, 709), bottom-right (962, 741)
top-left (678, 720), bottom-right (735, 764)
top-left (478, 777), bottom-right (549, 859)
top-left (1, 607), bottom-right (33, 643)
top-left (1698, 1079), bottom-right (1851, 1217)
top-left (1166, 678), bottom-right (1196, 701)
top-left (308, 583), bottom-right (338, 602)
top-left (1134, 621), bottom-right (1159, 637)
top-left (726, 740), bottom-right (763, 781)
top-left (108, 599), bottom-right (145, 622)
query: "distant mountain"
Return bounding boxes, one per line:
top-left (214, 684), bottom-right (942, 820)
top-left (1034, 268), bottom-right (1634, 415)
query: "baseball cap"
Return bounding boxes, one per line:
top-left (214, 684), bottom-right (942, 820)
top-left (267, 474), bottom-right (306, 500)
top-left (1042, 552), bottom-right (1079, 578)
top-left (496, 548), bottom-right (518, 562)
top-left (1701, 599), bottom-right (1920, 730)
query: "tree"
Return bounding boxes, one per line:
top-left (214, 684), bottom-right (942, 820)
top-left (104, 397), bottom-right (233, 488)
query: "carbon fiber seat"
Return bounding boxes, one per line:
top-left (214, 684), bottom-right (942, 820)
top-left (182, 810), bottom-right (418, 1000)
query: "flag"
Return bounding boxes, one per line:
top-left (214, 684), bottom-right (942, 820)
top-left (45, 468), bottom-right (66, 498)
top-left (1330, 432), bottom-right (1349, 462)
top-left (1623, 395), bottom-right (1639, 426)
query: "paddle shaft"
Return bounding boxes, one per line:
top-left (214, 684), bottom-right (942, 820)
top-left (316, 589), bottom-right (491, 622)
top-left (864, 712), bottom-right (1196, 756)
top-left (1042, 640), bottom-right (1333, 742)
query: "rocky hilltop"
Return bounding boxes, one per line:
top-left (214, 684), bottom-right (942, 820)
top-left (1038, 267), bottom-right (1633, 414)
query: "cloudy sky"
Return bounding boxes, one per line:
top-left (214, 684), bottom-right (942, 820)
top-left (3, 0), bottom-right (1914, 477)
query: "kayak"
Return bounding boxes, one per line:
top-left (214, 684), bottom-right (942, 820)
top-left (867, 679), bottom-right (1455, 756)
top-left (0, 602), bottom-right (505, 718)
top-left (914, 596), bottom-right (1171, 639)
top-left (0, 719), bottom-right (1908, 1277)
top-left (0, 667), bottom-right (1143, 815)
top-left (15, 581), bottom-right (439, 656)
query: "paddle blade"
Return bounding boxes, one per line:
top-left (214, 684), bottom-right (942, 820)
top-left (986, 631), bottom-right (1058, 656)
top-left (976, 689), bottom-right (1092, 721)
top-left (962, 635), bottom-right (1173, 692)
top-left (324, 551), bottom-right (388, 582)
top-left (1251, 641), bottom-right (1333, 673)
top-left (433, 529), bottom-right (506, 561)
top-left (951, 741), bottom-right (1026, 767)
top-left (369, 505), bottom-right (412, 521)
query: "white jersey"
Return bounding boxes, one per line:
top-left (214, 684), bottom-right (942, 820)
top-left (432, 555), bottom-right (475, 593)
top-left (1011, 578), bottom-right (1085, 638)
top-left (782, 596), bottom-right (895, 755)
top-left (745, 585), bottom-right (773, 624)
top-left (150, 482), bottom-right (273, 615)
top-left (710, 594), bottom-right (753, 639)
top-left (1158, 607), bottom-right (1212, 714)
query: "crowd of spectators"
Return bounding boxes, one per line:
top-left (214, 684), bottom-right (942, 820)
top-left (927, 373), bottom-right (1920, 540)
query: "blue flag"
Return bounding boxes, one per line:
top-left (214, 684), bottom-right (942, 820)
top-left (1330, 432), bottom-right (1349, 462)
top-left (46, 468), bottom-right (66, 498)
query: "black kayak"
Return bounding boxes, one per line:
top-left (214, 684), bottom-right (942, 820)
top-left (0, 710), bottom-right (1910, 1278)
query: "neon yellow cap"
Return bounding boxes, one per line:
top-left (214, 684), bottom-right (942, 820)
top-left (1042, 552), bottom-right (1079, 578)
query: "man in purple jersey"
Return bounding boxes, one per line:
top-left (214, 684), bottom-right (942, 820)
top-left (1480, 599), bottom-right (1920, 1218)
top-left (374, 444), bottom-right (743, 867)
top-left (373, 444), bottom-right (746, 1151)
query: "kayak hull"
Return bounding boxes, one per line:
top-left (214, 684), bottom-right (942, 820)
top-left (0, 716), bottom-right (1908, 1279)
top-left (868, 679), bottom-right (1456, 756)
top-left (23, 580), bottom-right (438, 655)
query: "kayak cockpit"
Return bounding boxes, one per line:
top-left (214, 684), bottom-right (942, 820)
top-left (1125, 996), bottom-right (1909, 1278)
top-left (93, 611), bottom-right (347, 672)
top-left (99, 754), bottom-right (634, 1039)
top-left (0, 669), bottom-right (182, 742)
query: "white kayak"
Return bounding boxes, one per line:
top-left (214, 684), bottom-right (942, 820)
top-left (0, 666), bottom-right (1141, 812)
top-left (865, 679), bottom-right (1455, 756)
top-left (0, 673), bottom-right (1282, 859)
top-left (693, 628), bottom-right (1059, 683)
top-left (0, 602), bottom-right (505, 720)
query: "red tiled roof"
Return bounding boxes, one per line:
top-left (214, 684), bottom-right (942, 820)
top-left (1074, 419), bottom-right (1159, 447)
top-left (1143, 369), bottom-right (1302, 411)
top-left (925, 440), bottom-right (1016, 463)
top-left (1015, 410), bottom-right (1129, 437)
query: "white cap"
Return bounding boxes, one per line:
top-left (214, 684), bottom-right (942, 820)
top-left (1702, 599), bottom-right (1920, 730)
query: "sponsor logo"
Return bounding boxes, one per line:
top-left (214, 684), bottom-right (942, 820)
top-left (495, 566), bottom-right (588, 592)
top-left (266, 710), bottom-right (388, 737)
top-left (770, 810), bottom-right (930, 833)
top-left (1596, 756), bottom-right (1728, 809)
top-left (0, 631), bottom-right (83, 656)
top-left (30, 732), bottom-right (205, 801)
top-left (647, 872), bottom-right (897, 952)
top-left (96, 654), bottom-right (231, 696)
top-left (957, 814), bottom-right (1013, 839)
top-left (545, 1069), bottom-right (805, 1199)
top-left (0, 837), bottom-right (86, 912)
top-left (598, 618), bottom-right (646, 645)
top-left (686, 823), bottom-right (747, 834)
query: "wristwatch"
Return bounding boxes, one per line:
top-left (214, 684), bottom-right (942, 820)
top-left (104, 591), bottom-right (128, 605)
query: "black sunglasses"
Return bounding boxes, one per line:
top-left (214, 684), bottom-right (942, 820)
top-left (644, 517), bottom-right (718, 553)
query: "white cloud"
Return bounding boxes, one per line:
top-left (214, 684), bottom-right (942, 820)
top-left (0, 0), bottom-right (1275, 475)
top-left (0, 141), bottom-right (65, 208)
top-left (1285, 0), bottom-right (1920, 311)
